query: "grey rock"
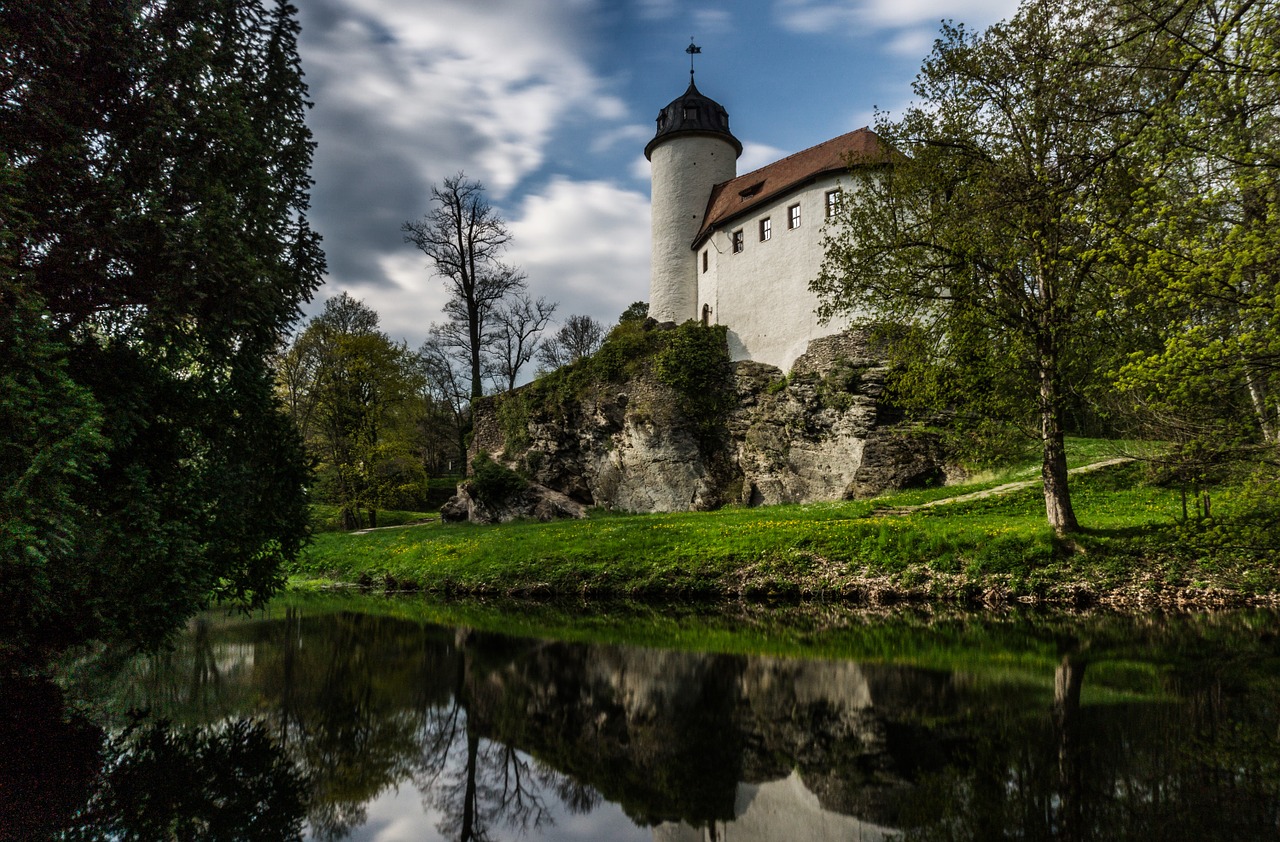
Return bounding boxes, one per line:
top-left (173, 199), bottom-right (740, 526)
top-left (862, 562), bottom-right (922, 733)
top-left (461, 328), bottom-right (951, 521)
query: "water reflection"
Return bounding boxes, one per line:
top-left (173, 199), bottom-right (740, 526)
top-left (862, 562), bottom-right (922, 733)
top-left (49, 605), bottom-right (1280, 841)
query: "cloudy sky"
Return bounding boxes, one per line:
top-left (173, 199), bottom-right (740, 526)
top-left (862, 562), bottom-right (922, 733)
top-left (294, 0), bottom-right (1021, 348)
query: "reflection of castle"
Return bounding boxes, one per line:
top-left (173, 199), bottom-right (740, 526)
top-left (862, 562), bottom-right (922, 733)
top-left (647, 74), bottom-right (892, 370)
top-left (469, 642), bottom-right (955, 837)
top-left (654, 771), bottom-right (897, 842)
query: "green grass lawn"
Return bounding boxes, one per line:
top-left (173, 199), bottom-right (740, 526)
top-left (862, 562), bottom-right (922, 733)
top-left (289, 440), bottom-right (1279, 604)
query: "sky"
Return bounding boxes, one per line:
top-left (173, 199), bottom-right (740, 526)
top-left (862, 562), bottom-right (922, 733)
top-left (293, 0), bottom-right (1021, 349)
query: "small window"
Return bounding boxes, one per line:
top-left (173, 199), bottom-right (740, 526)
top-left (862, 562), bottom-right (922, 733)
top-left (701, 304), bottom-right (711, 326)
top-left (825, 190), bottom-right (842, 218)
top-left (731, 229), bottom-right (744, 253)
top-left (788, 204), bottom-right (801, 229)
top-left (702, 250), bottom-right (708, 273)
top-left (759, 218), bottom-right (771, 241)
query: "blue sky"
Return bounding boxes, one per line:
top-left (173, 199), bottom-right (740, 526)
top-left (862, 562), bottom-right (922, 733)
top-left (294, 0), bottom-right (1020, 348)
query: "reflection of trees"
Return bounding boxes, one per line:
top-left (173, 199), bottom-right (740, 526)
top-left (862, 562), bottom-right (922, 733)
top-left (415, 638), bottom-right (601, 841)
top-left (67, 717), bottom-right (308, 841)
top-left (899, 618), bottom-right (1280, 842)
top-left (69, 606), bottom-right (1280, 841)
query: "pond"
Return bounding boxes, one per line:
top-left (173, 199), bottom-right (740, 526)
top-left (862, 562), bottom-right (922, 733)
top-left (16, 595), bottom-right (1280, 840)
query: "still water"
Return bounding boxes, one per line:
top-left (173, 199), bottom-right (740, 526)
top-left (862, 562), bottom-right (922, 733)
top-left (30, 597), bottom-right (1280, 840)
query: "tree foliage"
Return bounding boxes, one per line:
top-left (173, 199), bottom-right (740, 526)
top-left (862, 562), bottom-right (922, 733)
top-left (0, 0), bottom-right (323, 651)
top-left (1111, 0), bottom-right (1280, 456)
top-left (814, 0), bottom-right (1158, 534)
top-left (278, 294), bottom-right (426, 529)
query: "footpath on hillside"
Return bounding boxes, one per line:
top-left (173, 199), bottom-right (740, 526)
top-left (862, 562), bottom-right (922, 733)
top-left (871, 458), bottom-right (1134, 517)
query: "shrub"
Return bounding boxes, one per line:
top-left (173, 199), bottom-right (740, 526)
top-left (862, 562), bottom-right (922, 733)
top-left (653, 322), bottom-right (733, 445)
top-left (468, 453), bottom-right (528, 505)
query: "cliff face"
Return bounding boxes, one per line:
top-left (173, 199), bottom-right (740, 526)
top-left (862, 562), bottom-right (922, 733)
top-left (458, 328), bottom-right (949, 521)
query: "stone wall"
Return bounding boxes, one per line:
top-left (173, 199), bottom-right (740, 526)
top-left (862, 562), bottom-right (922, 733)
top-left (456, 328), bottom-right (950, 521)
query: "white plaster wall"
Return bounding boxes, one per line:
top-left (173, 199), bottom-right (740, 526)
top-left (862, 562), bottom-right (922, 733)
top-left (698, 173), bottom-right (867, 372)
top-left (654, 771), bottom-right (898, 842)
top-left (650, 136), bottom-right (738, 323)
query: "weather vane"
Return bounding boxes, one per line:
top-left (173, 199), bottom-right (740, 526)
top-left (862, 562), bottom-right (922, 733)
top-left (686, 38), bottom-right (701, 81)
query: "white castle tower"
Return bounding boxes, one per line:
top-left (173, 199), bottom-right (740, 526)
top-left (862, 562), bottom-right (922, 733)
top-left (645, 57), bottom-right (741, 324)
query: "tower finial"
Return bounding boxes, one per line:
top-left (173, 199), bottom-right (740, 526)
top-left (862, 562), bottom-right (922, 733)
top-left (686, 38), bottom-right (701, 81)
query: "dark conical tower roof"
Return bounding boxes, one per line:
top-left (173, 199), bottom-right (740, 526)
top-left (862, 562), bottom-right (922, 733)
top-left (644, 80), bottom-right (742, 160)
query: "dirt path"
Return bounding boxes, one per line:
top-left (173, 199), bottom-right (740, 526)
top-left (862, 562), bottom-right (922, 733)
top-left (349, 516), bottom-right (439, 535)
top-left (873, 457), bottom-right (1134, 516)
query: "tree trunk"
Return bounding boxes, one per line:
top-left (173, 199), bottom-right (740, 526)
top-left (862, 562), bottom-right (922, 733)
top-left (1053, 649), bottom-right (1087, 842)
top-left (1244, 365), bottom-right (1278, 445)
top-left (468, 299), bottom-right (484, 400)
top-left (1039, 352), bottom-right (1079, 535)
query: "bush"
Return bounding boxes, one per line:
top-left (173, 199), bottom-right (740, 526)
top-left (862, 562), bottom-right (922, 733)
top-left (469, 453), bottom-right (528, 505)
top-left (653, 322), bottom-right (733, 445)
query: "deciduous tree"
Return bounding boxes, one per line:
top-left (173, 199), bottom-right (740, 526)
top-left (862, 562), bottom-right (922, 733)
top-left (403, 174), bottom-right (527, 399)
top-left (814, 0), bottom-right (1154, 535)
top-left (485, 294), bottom-right (556, 393)
top-left (282, 294), bottom-right (423, 529)
top-left (536, 314), bottom-right (606, 373)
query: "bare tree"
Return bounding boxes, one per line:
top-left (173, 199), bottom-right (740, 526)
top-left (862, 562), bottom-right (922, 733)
top-left (404, 173), bottom-right (526, 399)
top-left (418, 330), bottom-right (473, 469)
top-left (536, 315), bottom-right (606, 373)
top-left (486, 295), bottom-right (557, 392)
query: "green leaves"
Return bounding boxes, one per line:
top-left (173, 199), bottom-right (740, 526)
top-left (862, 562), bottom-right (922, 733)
top-left (1, 0), bottom-right (323, 652)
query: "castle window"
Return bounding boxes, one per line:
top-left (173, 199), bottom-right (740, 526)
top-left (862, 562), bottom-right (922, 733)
top-left (826, 189), bottom-right (842, 218)
top-left (788, 204), bottom-right (801, 229)
top-left (731, 229), bottom-right (744, 253)
top-left (701, 304), bottom-right (711, 326)
top-left (760, 218), bottom-right (771, 241)
top-left (702, 250), bottom-right (708, 273)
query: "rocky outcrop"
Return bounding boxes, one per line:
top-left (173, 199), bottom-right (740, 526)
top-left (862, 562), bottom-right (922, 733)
top-left (440, 479), bottom-right (587, 525)
top-left (454, 327), bottom-right (951, 520)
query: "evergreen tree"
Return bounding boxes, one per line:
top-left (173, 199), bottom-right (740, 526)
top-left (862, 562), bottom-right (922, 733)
top-left (0, 0), bottom-right (323, 650)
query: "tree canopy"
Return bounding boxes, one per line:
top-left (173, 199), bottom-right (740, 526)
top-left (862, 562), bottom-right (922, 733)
top-left (817, 0), bottom-right (1280, 537)
top-left (815, 0), bottom-right (1155, 534)
top-left (1, 0), bottom-right (323, 652)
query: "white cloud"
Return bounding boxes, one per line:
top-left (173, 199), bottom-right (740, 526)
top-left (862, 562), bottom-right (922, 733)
top-left (773, 0), bottom-right (1016, 32)
top-left (591, 124), bottom-right (654, 155)
top-left (506, 178), bottom-right (652, 325)
top-left (885, 28), bottom-right (934, 58)
top-left (302, 0), bottom-right (623, 198)
top-left (630, 154), bottom-right (654, 182)
top-left (292, 0), bottom-right (642, 344)
top-left (636, 0), bottom-right (679, 19)
top-left (737, 141), bottom-right (790, 175)
top-left (694, 9), bottom-right (735, 33)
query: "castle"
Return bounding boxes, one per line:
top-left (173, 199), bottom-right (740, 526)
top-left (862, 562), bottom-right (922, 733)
top-left (646, 75), bottom-right (893, 371)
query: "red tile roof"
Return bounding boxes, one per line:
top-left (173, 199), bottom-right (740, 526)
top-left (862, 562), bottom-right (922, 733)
top-left (692, 127), bottom-right (893, 248)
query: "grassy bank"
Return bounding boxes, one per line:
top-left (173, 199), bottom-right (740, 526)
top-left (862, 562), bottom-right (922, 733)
top-left (290, 442), bottom-right (1280, 608)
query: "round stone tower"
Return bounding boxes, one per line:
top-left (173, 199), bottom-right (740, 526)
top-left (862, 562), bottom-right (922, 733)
top-left (646, 80), bottom-right (741, 324)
